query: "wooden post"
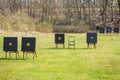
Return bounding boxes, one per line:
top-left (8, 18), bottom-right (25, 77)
top-left (63, 44), bottom-right (65, 48)
top-left (87, 43), bottom-right (89, 48)
top-left (16, 52), bottom-right (17, 59)
top-left (35, 52), bottom-right (37, 58)
top-left (5, 52), bottom-right (7, 59)
top-left (23, 52), bottom-right (25, 59)
top-left (33, 52), bottom-right (35, 59)
top-left (26, 52), bottom-right (28, 58)
top-left (17, 51), bottom-right (19, 57)
top-left (56, 44), bottom-right (58, 48)
top-left (9, 52), bottom-right (11, 58)
top-left (94, 43), bottom-right (96, 49)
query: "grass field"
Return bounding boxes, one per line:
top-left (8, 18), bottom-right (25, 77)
top-left (0, 32), bottom-right (120, 80)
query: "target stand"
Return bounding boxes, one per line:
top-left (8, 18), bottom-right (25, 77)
top-left (56, 44), bottom-right (65, 48)
top-left (5, 51), bottom-right (19, 59)
top-left (23, 51), bottom-right (37, 59)
top-left (106, 27), bottom-right (112, 35)
top-left (21, 37), bottom-right (37, 59)
top-left (87, 43), bottom-right (96, 49)
top-left (55, 34), bottom-right (65, 48)
top-left (99, 27), bottom-right (105, 34)
top-left (114, 27), bottom-right (119, 34)
top-left (87, 32), bottom-right (97, 49)
top-left (68, 36), bottom-right (75, 49)
top-left (3, 37), bottom-right (19, 59)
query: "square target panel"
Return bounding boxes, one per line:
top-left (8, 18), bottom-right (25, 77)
top-left (21, 37), bottom-right (36, 52)
top-left (99, 27), bottom-right (105, 33)
top-left (114, 27), bottom-right (119, 33)
top-left (87, 32), bottom-right (97, 43)
top-left (106, 27), bottom-right (112, 33)
top-left (96, 26), bottom-right (100, 31)
top-left (3, 37), bottom-right (18, 52)
top-left (55, 34), bottom-right (65, 44)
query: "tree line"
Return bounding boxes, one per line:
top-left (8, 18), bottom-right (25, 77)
top-left (0, 0), bottom-right (120, 31)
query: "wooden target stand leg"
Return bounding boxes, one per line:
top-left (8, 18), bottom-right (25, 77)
top-left (87, 43), bottom-right (96, 49)
top-left (63, 44), bottom-right (65, 48)
top-left (33, 52), bottom-right (37, 59)
top-left (9, 52), bottom-right (11, 58)
top-left (56, 44), bottom-right (65, 48)
top-left (5, 51), bottom-right (19, 59)
top-left (26, 52), bottom-right (28, 58)
top-left (23, 52), bottom-right (27, 59)
top-left (35, 52), bottom-right (37, 57)
top-left (87, 43), bottom-right (89, 48)
top-left (16, 51), bottom-right (19, 59)
top-left (5, 52), bottom-right (7, 59)
top-left (56, 44), bottom-right (58, 48)
top-left (23, 51), bottom-right (37, 59)
top-left (23, 52), bottom-right (25, 59)
top-left (94, 43), bottom-right (96, 49)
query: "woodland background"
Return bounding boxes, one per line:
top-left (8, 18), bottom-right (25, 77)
top-left (0, 0), bottom-right (120, 33)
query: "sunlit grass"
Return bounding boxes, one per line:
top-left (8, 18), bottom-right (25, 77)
top-left (0, 33), bottom-right (120, 80)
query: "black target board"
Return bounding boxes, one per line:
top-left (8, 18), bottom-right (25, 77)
top-left (21, 37), bottom-right (36, 52)
top-left (55, 34), bottom-right (65, 48)
top-left (114, 27), bottom-right (119, 33)
top-left (99, 27), bottom-right (105, 33)
top-left (96, 26), bottom-right (100, 31)
top-left (55, 34), bottom-right (64, 44)
top-left (87, 32), bottom-right (97, 48)
top-left (106, 27), bottom-right (112, 33)
top-left (3, 37), bottom-right (18, 52)
top-left (87, 32), bottom-right (97, 44)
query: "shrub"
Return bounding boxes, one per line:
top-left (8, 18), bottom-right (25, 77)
top-left (8, 13), bottom-right (36, 31)
top-left (0, 13), bottom-right (12, 31)
top-left (53, 21), bottom-right (90, 33)
top-left (35, 22), bottom-right (53, 33)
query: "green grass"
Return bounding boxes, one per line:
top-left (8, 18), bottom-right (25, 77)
top-left (0, 33), bottom-right (120, 80)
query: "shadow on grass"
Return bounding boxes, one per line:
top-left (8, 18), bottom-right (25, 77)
top-left (43, 47), bottom-right (95, 50)
top-left (81, 48), bottom-right (95, 50)
top-left (0, 57), bottom-right (27, 60)
top-left (99, 34), bottom-right (119, 36)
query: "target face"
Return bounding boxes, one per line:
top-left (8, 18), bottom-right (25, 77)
top-left (55, 34), bottom-right (64, 44)
top-left (21, 37), bottom-right (36, 52)
top-left (96, 26), bottom-right (100, 30)
top-left (87, 32), bottom-right (97, 43)
top-left (106, 27), bottom-right (112, 33)
top-left (3, 37), bottom-right (18, 52)
top-left (114, 27), bottom-right (119, 33)
top-left (99, 27), bottom-right (105, 33)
